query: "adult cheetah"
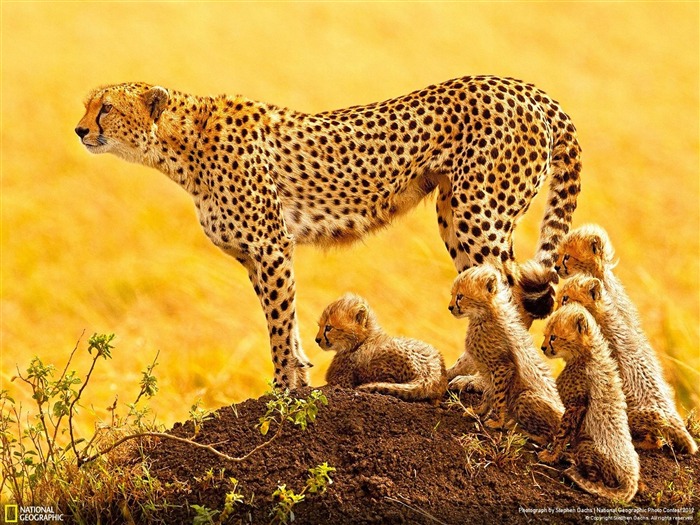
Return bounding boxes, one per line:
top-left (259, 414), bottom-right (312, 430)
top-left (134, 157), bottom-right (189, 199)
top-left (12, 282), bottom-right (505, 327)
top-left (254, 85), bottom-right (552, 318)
top-left (75, 76), bottom-right (581, 388)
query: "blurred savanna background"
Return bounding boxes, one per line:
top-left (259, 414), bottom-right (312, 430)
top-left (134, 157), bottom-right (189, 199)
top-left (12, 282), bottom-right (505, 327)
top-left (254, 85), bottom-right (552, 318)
top-left (1, 2), bottom-right (698, 435)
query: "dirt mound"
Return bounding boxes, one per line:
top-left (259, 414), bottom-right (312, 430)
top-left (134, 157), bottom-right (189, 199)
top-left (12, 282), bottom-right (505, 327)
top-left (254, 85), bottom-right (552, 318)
top-left (142, 387), bottom-right (699, 524)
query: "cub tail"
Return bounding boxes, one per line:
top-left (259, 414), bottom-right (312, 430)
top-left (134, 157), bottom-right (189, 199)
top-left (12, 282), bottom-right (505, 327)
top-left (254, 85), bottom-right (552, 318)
top-left (564, 467), bottom-right (638, 503)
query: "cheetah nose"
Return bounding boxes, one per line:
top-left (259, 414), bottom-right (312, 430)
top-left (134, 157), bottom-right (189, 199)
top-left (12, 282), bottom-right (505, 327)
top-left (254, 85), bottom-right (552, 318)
top-left (75, 127), bottom-right (89, 139)
top-left (541, 345), bottom-right (547, 353)
top-left (553, 265), bottom-right (560, 273)
top-left (314, 336), bottom-right (322, 345)
top-left (448, 304), bottom-right (454, 312)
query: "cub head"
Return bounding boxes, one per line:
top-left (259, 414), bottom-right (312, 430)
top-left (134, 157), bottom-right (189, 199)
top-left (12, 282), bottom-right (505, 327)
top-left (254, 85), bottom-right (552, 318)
top-left (315, 294), bottom-right (376, 352)
top-left (541, 303), bottom-right (597, 361)
top-left (556, 274), bottom-right (605, 314)
top-left (555, 224), bottom-right (615, 279)
top-left (75, 82), bottom-right (170, 162)
top-left (449, 264), bottom-right (506, 318)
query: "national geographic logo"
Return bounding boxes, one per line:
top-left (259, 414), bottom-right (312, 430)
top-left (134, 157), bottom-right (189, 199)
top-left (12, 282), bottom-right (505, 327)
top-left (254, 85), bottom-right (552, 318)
top-left (4, 505), bottom-right (63, 523)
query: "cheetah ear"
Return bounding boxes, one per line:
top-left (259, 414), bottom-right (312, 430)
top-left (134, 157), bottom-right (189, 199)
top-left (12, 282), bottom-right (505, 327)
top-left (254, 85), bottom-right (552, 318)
top-left (588, 279), bottom-right (602, 301)
top-left (575, 312), bottom-right (589, 335)
top-left (485, 275), bottom-right (498, 295)
top-left (590, 235), bottom-right (601, 256)
top-left (143, 86), bottom-right (169, 120)
top-left (354, 305), bottom-right (369, 326)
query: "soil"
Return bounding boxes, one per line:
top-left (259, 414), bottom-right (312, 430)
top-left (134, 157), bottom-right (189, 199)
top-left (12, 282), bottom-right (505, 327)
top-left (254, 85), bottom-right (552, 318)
top-left (131, 387), bottom-right (698, 525)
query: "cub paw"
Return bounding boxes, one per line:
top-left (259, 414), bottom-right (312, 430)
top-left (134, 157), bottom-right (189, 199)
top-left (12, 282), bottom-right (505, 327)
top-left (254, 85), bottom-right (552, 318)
top-left (448, 374), bottom-right (484, 393)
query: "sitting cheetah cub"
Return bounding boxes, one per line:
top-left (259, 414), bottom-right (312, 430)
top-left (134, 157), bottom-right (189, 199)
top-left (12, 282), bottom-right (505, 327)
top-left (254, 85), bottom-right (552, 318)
top-left (557, 275), bottom-right (697, 454)
top-left (556, 224), bottom-right (697, 454)
top-left (540, 303), bottom-right (639, 502)
top-left (448, 264), bottom-right (563, 443)
top-left (316, 294), bottom-right (447, 402)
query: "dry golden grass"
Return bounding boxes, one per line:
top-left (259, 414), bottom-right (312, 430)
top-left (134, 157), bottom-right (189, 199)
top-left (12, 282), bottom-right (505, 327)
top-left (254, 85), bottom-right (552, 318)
top-left (1, 3), bottom-right (698, 433)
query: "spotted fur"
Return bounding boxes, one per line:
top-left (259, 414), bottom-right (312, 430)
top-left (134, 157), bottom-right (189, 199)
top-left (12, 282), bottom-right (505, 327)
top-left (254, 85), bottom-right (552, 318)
top-left (557, 274), bottom-right (697, 454)
top-left (76, 76), bottom-right (581, 387)
top-left (448, 264), bottom-right (563, 443)
top-left (316, 294), bottom-right (447, 402)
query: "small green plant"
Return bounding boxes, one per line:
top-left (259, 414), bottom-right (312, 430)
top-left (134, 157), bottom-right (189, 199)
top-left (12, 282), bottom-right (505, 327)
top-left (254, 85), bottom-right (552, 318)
top-left (191, 504), bottom-right (219, 525)
top-left (189, 398), bottom-right (216, 438)
top-left (270, 462), bottom-right (336, 524)
top-left (218, 477), bottom-right (246, 524)
top-left (259, 384), bottom-right (328, 436)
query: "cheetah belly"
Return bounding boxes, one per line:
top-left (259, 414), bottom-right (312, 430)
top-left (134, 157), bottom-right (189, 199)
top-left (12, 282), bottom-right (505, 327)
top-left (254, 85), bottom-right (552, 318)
top-left (281, 170), bottom-right (439, 246)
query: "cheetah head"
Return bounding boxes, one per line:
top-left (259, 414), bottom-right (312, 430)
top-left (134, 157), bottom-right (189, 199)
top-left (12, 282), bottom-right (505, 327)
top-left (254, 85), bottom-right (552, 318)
top-left (555, 224), bottom-right (615, 280)
top-left (449, 264), bottom-right (506, 318)
top-left (541, 303), bottom-right (596, 361)
top-left (75, 82), bottom-right (169, 163)
top-left (315, 293), bottom-right (375, 352)
top-left (556, 274), bottom-right (605, 314)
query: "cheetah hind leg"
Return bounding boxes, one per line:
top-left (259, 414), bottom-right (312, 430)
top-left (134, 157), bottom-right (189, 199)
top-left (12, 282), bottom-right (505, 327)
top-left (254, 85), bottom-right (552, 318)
top-left (511, 392), bottom-right (562, 445)
top-left (628, 408), bottom-right (669, 451)
top-left (665, 417), bottom-right (699, 455)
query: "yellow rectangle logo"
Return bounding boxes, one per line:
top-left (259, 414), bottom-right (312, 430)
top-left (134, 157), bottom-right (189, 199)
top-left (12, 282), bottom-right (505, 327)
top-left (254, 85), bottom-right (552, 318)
top-left (4, 504), bottom-right (18, 523)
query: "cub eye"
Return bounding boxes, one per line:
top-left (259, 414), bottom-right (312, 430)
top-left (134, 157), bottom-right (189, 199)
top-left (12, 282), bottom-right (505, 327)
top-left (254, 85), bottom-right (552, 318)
top-left (549, 334), bottom-right (557, 342)
top-left (101, 103), bottom-right (113, 114)
top-left (456, 293), bottom-right (464, 302)
top-left (561, 295), bottom-right (569, 305)
top-left (563, 254), bottom-right (570, 262)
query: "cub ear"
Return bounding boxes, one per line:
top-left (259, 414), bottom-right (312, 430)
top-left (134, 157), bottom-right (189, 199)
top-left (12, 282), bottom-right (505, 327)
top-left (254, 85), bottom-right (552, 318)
top-left (588, 279), bottom-right (602, 301)
top-left (354, 305), bottom-right (369, 326)
top-left (590, 235), bottom-right (601, 255)
top-left (575, 312), bottom-right (589, 335)
top-left (485, 275), bottom-right (498, 295)
top-left (143, 86), bottom-right (169, 120)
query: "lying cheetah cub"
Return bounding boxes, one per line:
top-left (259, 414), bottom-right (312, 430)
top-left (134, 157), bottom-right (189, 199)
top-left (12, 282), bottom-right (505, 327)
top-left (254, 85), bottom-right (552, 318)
top-left (557, 225), bottom-right (697, 454)
top-left (540, 303), bottom-right (639, 502)
top-left (448, 264), bottom-right (563, 443)
top-left (557, 275), bottom-right (697, 454)
top-left (316, 294), bottom-right (447, 402)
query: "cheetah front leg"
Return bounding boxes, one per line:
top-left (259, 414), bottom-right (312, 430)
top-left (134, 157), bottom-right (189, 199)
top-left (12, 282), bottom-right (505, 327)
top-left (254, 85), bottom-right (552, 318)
top-left (244, 238), bottom-right (310, 389)
top-left (484, 363), bottom-right (515, 429)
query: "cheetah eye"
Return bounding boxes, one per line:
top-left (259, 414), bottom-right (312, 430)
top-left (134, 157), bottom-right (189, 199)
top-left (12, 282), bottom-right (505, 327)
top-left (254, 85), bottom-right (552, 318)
top-left (561, 295), bottom-right (569, 305)
top-left (101, 103), bottom-right (113, 115)
top-left (563, 254), bottom-right (570, 262)
top-left (549, 335), bottom-right (557, 342)
top-left (456, 293), bottom-right (464, 302)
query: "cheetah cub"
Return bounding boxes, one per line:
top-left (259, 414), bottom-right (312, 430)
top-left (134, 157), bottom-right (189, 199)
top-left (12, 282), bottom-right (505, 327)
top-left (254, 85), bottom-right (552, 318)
top-left (316, 294), bottom-right (447, 402)
top-left (540, 303), bottom-right (639, 502)
top-left (448, 264), bottom-right (563, 443)
top-left (557, 275), bottom-right (697, 454)
top-left (556, 225), bottom-right (697, 454)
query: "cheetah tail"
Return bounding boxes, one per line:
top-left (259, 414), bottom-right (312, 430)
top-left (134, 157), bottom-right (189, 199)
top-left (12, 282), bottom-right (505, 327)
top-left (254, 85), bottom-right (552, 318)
top-left (517, 259), bottom-right (557, 321)
top-left (535, 135), bottom-right (582, 270)
top-left (564, 467), bottom-right (638, 503)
